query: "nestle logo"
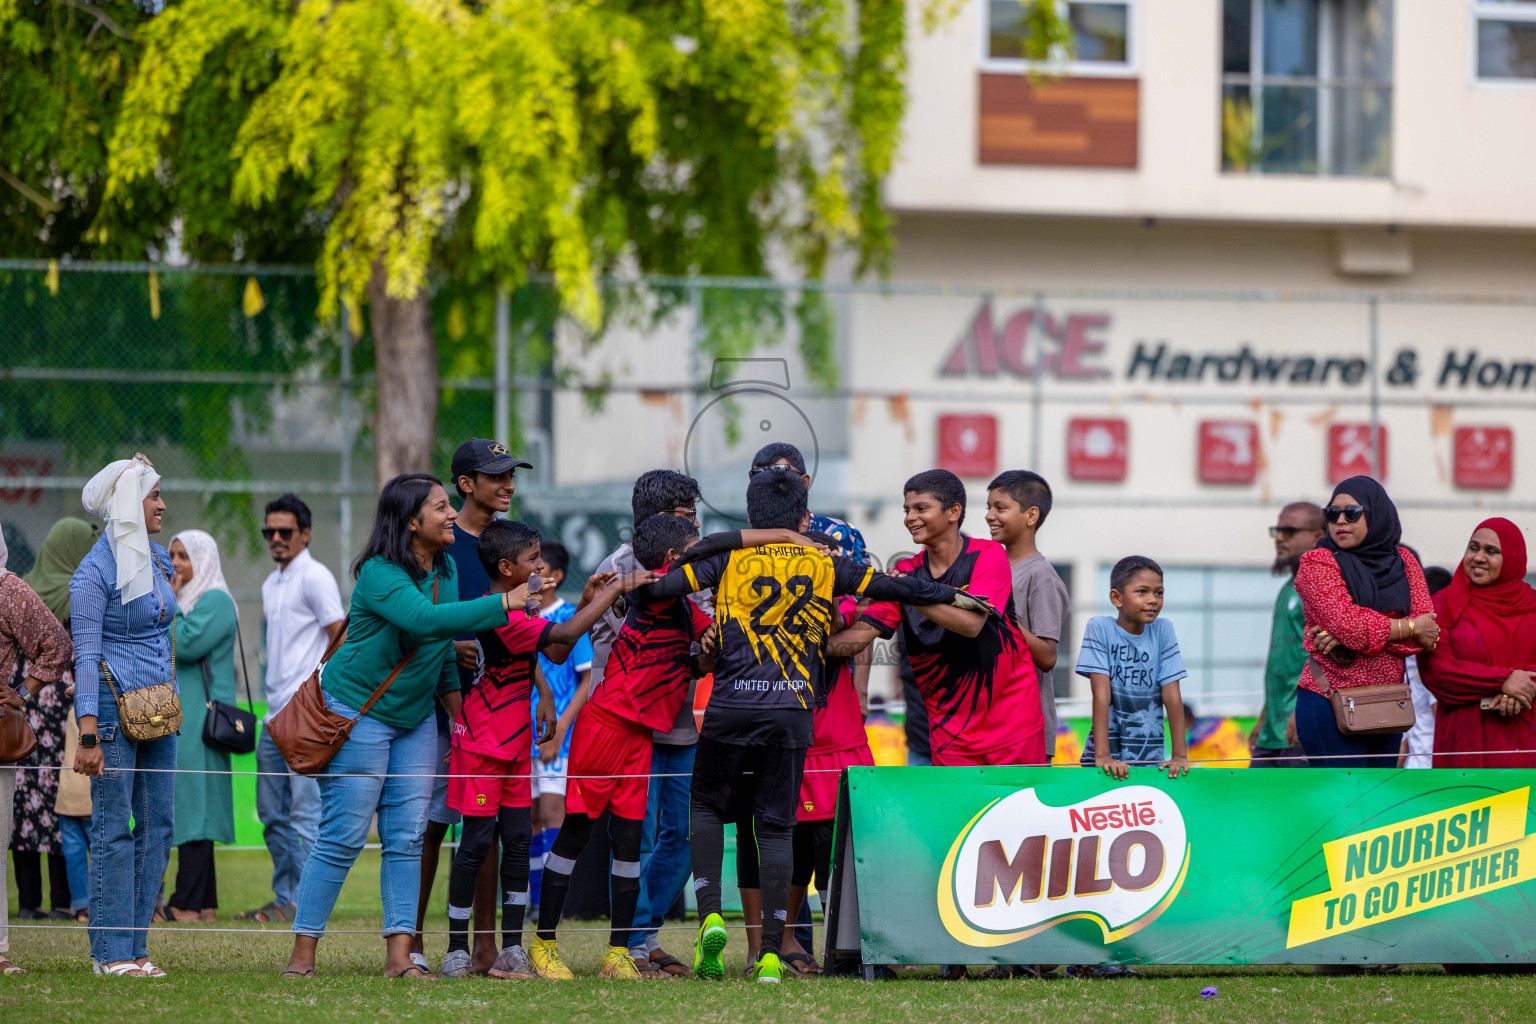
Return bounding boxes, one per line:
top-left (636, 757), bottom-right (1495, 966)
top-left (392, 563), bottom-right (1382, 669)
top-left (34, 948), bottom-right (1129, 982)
top-left (1069, 801), bottom-right (1156, 834)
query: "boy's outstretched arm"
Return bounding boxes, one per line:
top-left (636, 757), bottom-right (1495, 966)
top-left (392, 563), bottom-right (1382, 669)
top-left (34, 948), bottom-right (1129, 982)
top-left (1160, 679), bottom-right (1190, 778)
top-left (542, 570), bottom-right (657, 656)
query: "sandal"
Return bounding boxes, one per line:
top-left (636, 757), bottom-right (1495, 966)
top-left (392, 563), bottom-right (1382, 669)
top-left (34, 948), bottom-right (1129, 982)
top-left (76, 909), bottom-right (90, 923)
top-left (388, 965), bottom-right (435, 981)
top-left (95, 961), bottom-right (149, 977)
top-left (782, 952), bottom-right (821, 976)
top-left (650, 951), bottom-right (691, 977)
top-left (167, 906), bottom-right (202, 923)
top-left (237, 901), bottom-right (294, 924)
top-left (0, 959), bottom-right (25, 976)
top-left (137, 960), bottom-right (167, 977)
top-left (281, 969), bottom-right (316, 980)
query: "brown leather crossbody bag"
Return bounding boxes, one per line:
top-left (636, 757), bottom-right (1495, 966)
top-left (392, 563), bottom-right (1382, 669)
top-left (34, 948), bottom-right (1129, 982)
top-left (1310, 655), bottom-right (1415, 736)
top-left (268, 576), bottom-right (437, 775)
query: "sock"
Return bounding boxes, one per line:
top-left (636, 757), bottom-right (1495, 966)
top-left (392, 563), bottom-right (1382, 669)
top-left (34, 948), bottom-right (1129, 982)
top-left (499, 807), bottom-right (533, 949)
top-left (754, 817), bottom-right (794, 958)
top-left (447, 815), bottom-right (498, 953)
top-left (688, 798), bottom-right (726, 921)
top-left (535, 814), bottom-right (594, 941)
top-left (608, 816), bottom-right (644, 948)
top-left (528, 828), bottom-right (549, 900)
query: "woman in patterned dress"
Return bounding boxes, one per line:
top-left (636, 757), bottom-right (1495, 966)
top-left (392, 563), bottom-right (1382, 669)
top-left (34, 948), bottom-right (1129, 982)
top-left (9, 519), bottom-right (97, 919)
top-left (0, 519), bottom-right (76, 975)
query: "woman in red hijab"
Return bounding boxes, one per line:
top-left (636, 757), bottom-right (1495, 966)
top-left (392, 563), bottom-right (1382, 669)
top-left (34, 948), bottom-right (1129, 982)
top-left (1418, 518), bottom-right (1536, 768)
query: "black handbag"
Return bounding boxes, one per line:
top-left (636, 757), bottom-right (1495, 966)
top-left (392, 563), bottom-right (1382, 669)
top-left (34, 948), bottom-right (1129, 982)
top-left (199, 623), bottom-right (258, 755)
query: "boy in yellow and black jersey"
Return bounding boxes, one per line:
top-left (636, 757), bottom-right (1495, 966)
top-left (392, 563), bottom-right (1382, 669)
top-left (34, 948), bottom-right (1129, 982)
top-left (632, 467), bottom-right (991, 982)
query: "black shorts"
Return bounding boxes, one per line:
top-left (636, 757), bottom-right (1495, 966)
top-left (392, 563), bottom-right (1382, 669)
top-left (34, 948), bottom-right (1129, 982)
top-left (735, 818), bottom-right (834, 890)
top-left (692, 734), bottom-right (807, 829)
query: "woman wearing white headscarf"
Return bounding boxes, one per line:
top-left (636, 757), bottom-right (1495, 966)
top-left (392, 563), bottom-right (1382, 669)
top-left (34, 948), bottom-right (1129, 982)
top-left (0, 519), bottom-right (75, 974)
top-left (70, 454), bottom-right (178, 978)
top-left (164, 529), bottom-right (238, 922)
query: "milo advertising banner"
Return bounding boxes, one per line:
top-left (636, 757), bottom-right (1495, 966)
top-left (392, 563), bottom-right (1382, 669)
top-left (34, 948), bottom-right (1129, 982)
top-left (824, 767), bottom-right (1536, 967)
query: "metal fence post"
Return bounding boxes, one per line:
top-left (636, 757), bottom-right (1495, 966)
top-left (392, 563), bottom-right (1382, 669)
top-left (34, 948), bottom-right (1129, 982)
top-left (1030, 290), bottom-right (1045, 470)
top-left (495, 286), bottom-right (511, 446)
top-left (339, 304), bottom-right (354, 576)
top-left (1368, 294), bottom-right (1380, 479)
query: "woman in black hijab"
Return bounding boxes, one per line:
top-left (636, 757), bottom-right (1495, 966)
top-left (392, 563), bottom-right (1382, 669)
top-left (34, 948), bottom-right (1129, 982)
top-left (1292, 476), bottom-right (1438, 768)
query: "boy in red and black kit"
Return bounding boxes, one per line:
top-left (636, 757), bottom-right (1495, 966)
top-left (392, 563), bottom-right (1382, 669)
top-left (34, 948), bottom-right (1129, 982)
top-left (835, 469), bottom-right (1042, 768)
top-left (440, 520), bottom-right (654, 980)
top-left (530, 515), bottom-right (822, 980)
top-left (529, 514), bottom-right (720, 981)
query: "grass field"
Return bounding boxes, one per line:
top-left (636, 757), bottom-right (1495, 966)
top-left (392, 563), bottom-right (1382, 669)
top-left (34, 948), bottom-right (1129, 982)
top-left (4, 850), bottom-right (1535, 1023)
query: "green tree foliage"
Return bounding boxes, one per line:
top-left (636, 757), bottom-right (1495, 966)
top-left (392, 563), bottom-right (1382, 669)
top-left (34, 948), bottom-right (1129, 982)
top-left (102, 0), bottom-right (917, 474)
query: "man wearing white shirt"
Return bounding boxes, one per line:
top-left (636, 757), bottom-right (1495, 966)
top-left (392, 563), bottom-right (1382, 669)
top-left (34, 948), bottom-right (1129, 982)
top-left (238, 494), bottom-right (345, 923)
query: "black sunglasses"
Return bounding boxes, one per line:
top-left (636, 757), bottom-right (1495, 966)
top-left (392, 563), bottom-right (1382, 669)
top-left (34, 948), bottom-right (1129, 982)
top-left (1268, 526), bottom-right (1305, 539)
top-left (1323, 505), bottom-right (1366, 524)
top-left (749, 463), bottom-right (799, 478)
top-left (261, 527), bottom-right (296, 541)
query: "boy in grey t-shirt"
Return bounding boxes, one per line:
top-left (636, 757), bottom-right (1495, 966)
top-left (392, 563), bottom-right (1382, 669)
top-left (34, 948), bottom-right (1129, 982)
top-left (1075, 555), bottom-right (1190, 778)
top-left (986, 471), bottom-right (1072, 760)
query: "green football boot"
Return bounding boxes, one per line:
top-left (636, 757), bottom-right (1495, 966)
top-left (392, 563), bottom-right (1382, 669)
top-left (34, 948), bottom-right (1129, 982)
top-left (693, 913), bottom-right (729, 981)
top-left (753, 952), bottom-right (784, 984)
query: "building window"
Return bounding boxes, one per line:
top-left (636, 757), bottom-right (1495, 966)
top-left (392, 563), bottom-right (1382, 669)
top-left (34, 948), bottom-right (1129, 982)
top-left (984, 1), bottom-right (1137, 75)
top-left (1220, 0), bottom-right (1393, 176)
top-left (1091, 564), bottom-right (1279, 717)
top-left (1474, 2), bottom-right (1536, 80)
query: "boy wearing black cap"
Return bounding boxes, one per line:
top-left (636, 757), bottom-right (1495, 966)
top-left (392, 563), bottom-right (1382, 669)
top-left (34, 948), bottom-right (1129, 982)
top-left (412, 438), bottom-right (534, 975)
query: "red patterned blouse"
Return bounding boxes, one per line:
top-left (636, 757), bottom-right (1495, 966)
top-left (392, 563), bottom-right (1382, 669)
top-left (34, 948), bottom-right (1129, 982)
top-left (1294, 545), bottom-right (1432, 694)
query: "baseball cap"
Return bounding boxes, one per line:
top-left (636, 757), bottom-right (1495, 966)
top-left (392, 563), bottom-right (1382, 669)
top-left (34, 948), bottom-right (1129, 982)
top-left (451, 439), bottom-right (532, 481)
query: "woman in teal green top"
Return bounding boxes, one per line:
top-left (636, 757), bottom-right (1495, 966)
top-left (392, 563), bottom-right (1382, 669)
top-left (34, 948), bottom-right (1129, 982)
top-left (284, 473), bottom-right (523, 981)
top-left (166, 529), bottom-right (239, 921)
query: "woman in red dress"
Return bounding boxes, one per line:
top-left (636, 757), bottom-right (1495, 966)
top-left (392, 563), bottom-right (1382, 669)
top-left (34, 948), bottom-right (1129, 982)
top-left (1294, 476), bottom-right (1437, 768)
top-left (1417, 518), bottom-right (1536, 769)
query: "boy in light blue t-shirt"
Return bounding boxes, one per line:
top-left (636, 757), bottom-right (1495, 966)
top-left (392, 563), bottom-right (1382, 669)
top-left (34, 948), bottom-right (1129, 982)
top-left (1075, 555), bottom-right (1190, 779)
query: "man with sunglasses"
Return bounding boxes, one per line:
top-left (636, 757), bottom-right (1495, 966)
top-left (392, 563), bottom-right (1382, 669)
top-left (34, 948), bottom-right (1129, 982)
top-left (241, 493), bottom-right (345, 924)
top-left (1250, 502), bottom-right (1325, 768)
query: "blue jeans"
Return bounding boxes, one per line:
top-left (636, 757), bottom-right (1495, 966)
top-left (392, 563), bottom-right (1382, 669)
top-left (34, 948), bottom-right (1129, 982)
top-left (292, 691), bottom-right (435, 938)
top-left (627, 743), bottom-right (695, 954)
top-left (905, 750), bottom-right (932, 767)
top-left (59, 815), bottom-right (91, 913)
top-left (89, 701), bottom-right (176, 964)
top-left (256, 728), bottom-right (320, 908)
top-left (1295, 687), bottom-right (1399, 769)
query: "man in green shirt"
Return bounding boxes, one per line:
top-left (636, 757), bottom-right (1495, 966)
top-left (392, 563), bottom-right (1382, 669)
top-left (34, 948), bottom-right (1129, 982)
top-left (1250, 502), bottom-right (1324, 767)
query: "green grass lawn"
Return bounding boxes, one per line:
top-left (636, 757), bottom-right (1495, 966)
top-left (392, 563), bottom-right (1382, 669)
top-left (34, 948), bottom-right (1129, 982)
top-left (5, 851), bottom-right (1535, 1023)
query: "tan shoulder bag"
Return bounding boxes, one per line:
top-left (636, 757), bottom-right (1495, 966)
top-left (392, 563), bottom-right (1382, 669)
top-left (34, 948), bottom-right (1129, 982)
top-left (102, 557), bottom-right (183, 742)
top-left (1310, 655), bottom-right (1415, 737)
top-left (268, 576), bottom-right (438, 775)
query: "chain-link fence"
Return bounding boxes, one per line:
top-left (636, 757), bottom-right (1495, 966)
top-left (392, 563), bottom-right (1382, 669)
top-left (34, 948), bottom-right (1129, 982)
top-left (4, 260), bottom-right (1535, 717)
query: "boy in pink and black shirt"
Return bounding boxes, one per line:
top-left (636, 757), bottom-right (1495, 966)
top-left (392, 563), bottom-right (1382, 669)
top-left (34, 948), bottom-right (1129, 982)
top-left (441, 520), bottom-right (652, 980)
top-left (844, 470), bottom-right (1043, 767)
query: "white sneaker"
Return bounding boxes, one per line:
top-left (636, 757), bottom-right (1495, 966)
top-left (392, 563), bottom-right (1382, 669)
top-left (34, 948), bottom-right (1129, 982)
top-left (439, 949), bottom-right (472, 978)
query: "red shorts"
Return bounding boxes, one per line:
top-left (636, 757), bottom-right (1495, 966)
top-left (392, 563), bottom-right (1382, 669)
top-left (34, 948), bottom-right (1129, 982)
top-left (565, 703), bottom-right (652, 821)
top-left (798, 742), bottom-right (873, 822)
top-left (447, 746), bottom-right (531, 814)
top-left (932, 729), bottom-right (1046, 769)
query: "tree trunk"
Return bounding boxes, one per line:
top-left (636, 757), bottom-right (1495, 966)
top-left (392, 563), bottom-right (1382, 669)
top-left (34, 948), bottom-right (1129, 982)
top-left (367, 261), bottom-right (439, 487)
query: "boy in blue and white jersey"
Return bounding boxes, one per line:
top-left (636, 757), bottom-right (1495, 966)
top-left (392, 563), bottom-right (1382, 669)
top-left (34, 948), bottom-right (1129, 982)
top-left (529, 541), bottom-right (593, 899)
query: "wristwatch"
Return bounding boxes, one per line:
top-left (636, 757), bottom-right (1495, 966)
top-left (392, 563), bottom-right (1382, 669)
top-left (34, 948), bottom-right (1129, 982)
top-left (80, 733), bottom-right (99, 749)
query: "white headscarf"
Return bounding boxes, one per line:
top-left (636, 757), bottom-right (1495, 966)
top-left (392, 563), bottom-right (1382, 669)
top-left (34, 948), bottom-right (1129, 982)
top-left (171, 529), bottom-right (230, 616)
top-left (81, 453), bottom-right (162, 605)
